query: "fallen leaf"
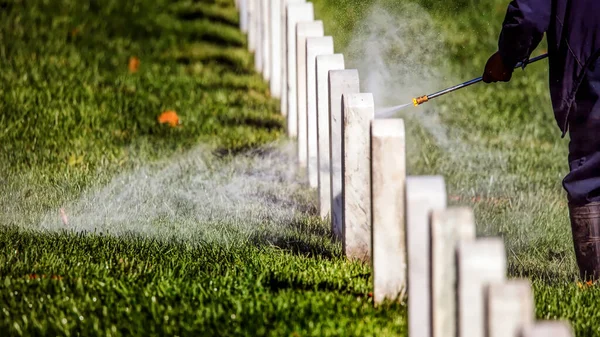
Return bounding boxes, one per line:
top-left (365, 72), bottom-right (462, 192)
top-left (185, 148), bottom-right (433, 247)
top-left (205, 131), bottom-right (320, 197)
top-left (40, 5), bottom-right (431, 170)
top-left (128, 56), bottom-right (140, 73)
top-left (158, 110), bottom-right (181, 127)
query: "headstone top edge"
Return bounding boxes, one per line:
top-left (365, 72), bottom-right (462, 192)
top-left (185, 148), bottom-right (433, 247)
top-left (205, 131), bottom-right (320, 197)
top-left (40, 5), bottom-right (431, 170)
top-left (343, 93), bottom-right (374, 109)
top-left (328, 69), bottom-right (360, 81)
top-left (306, 36), bottom-right (335, 47)
top-left (316, 54), bottom-right (344, 63)
top-left (297, 20), bottom-right (323, 30)
top-left (371, 119), bottom-right (405, 138)
top-left (287, 2), bottom-right (312, 11)
top-left (406, 176), bottom-right (446, 199)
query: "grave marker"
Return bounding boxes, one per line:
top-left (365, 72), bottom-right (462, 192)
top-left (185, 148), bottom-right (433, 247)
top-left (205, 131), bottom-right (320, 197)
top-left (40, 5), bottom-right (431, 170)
top-left (371, 118), bottom-right (406, 304)
top-left (284, 2), bottom-right (313, 135)
top-left (520, 321), bottom-right (574, 337)
top-left (296, 21), bottom-right (324, 168)
top-left (305, 36), bottom-right (333, 188)
top-left (406, 176), bottom-right (447, 337)
top-left (280, 0), bottom-right (306, 116)
top-left (316, 54), bottom-right (344, 219)
top-left (328, 69), bottom-right (360, 239)
top-left (261, 0), bottom-right (270, 81)
top-left (431, 208), bottom-right (476, 337)
top-left (240, 0), bottom-right (248, 33)
top-left (248, 0), bottom-right (256, 52)
top-left (341, 93), bottom-right (374, 262)
top-left (456, 238), bottom-right (507, 337)
top-left (270, 0), bottom-right (283, 97)
top-left (487, 280), bottom-right (535, 337)
top-left (254, 0), bottom-right (263, 73)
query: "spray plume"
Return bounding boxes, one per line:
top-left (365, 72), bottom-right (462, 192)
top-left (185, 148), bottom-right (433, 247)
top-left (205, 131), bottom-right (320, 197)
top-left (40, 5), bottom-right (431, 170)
top-left (35, 142), bottom-right (315, 245)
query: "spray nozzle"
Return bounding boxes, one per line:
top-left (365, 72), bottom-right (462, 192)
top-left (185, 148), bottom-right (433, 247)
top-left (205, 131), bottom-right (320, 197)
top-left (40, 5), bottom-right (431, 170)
top-left (413, 95), bottom-right (429, 106)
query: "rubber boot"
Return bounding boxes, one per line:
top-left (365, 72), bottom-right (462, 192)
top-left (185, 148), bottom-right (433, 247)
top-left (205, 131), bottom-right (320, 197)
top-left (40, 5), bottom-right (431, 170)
top-left (569, 201), bottom-right (600, 281)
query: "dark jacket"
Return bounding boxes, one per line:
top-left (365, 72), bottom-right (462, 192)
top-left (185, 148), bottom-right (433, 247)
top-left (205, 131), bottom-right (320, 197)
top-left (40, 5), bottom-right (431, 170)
top-left (498, 0), bottom-right (600, 137)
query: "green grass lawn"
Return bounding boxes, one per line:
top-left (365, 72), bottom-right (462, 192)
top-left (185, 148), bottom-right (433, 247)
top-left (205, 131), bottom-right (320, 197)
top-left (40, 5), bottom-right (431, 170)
top-left (1, 0), bottom-right (598, 335)
top-left (0, 0), bottom-right (405, 335)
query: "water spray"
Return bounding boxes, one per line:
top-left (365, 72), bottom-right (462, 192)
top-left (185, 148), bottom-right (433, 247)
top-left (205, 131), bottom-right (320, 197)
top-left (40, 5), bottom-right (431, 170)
top-left (412, 53), bottom-right (548, 107)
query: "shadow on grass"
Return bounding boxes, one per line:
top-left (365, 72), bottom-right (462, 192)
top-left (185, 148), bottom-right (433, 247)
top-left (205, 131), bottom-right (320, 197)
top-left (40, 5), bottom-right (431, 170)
top-left (252, 232), bottom-right (337, 260)
top-left (217, 114), bottom-right (284, 132)
top-left (175, 55), bottom-right (252, 73)
top-left (249, 209), bottom-right (339, 260)
top-left (508, 263), bottom-right (578, 285)
top-left (176, 10), bottom-right (238, 28)
top-left (263, 269), bottom-right (370, 297)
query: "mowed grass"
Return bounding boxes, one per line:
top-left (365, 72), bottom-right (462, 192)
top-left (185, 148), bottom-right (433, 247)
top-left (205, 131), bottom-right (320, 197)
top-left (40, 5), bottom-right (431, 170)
top-left (313, 0), bottom-right (599, 335)
top-left (0, 0), bottom-right (407, 336)
top-left (3, 0), bottom-right (597, 335)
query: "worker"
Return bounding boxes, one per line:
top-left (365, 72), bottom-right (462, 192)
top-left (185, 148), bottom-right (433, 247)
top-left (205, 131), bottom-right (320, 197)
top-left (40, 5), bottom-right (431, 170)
top-left (483, 0), bottom-right (600, 281)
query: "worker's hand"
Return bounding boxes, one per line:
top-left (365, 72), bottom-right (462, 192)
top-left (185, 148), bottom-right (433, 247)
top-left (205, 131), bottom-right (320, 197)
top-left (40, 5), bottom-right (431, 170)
top-left (483, 51), bottom-right (513, 83)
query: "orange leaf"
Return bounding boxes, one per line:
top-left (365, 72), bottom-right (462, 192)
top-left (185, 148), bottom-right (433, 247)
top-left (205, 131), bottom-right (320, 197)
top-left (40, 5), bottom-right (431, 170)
top-left (128, 56), bottom-right (140, 73)
top-left (158, 110), bottom-right (181, 127)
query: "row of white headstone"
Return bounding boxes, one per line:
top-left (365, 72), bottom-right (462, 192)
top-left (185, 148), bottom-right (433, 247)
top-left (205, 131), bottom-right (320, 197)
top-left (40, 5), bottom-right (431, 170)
top-left (233, 1), bottom-right (574, 336)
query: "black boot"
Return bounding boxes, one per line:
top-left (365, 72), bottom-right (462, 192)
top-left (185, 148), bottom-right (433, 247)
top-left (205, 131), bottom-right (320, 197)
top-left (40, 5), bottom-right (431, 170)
top-left (569, 201), bottom-right (600, 281)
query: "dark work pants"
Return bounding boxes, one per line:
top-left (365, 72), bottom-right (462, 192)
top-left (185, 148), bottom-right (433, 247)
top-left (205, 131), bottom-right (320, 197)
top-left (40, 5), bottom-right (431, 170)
top-left (563, 59), bottom-right (600, 206)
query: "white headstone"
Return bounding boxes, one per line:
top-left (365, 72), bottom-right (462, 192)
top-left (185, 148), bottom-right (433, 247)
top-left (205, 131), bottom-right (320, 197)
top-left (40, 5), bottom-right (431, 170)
top-left (456, 238), bottom-right (507, 337)
top-left (261, 0), bottom-right (270, 81)
top-left (406, 176), bottom-right (447, 337)
top-left (254, 0), bottom-right (263, 73)
top-left (486, 280), bottom-right (535, 337)
top-left (316, 54), bottom-right (344, 219)
top-left (248, 0), bottom-right (256, 52)
top-left (520, 321), bottom-right (574, 337)
top-left (269, 0), bottom-right (282, 97)
top-left (341, 93), bottom-right (374, 262)
top-left (305, 36), bottom-right (333, 188)
top-left (431, 208), bottom-right (476, 337)
top-left (296, 21), bottom-right (323, 169)
top-left (240, 0), bottom-right (248, 33)
top-left (328, 69), bottom-right (360, 239)
top-left (284, 2), bottom-right (313, 135)
top-left (280, 0), bottom-right (306, 116)
top-left (371, 118), bottom-right (406, 304)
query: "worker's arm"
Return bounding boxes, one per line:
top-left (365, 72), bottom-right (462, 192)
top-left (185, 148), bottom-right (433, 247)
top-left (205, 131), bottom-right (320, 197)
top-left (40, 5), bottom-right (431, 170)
top-left (483, 0), bottom-right (551, 83)
top-left (498, 0), bottom-right (552, 68)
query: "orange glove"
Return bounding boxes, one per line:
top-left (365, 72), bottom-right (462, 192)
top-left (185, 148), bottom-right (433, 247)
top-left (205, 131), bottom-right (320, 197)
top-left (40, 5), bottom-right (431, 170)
top-left (482, 51), bottom-right (514, 83)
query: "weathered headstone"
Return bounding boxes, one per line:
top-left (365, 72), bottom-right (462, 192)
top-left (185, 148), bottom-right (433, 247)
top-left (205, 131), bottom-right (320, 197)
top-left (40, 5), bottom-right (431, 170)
top-left (328, 69), bottom-right (360, 239)
top-left (261, 0), bottom-right (270, 81)
top-left (456, 238), bottom-right (507, 337)
top-left (269, 0), bottom-right (282, 97)
top-left (280, 0), bottom-right (306, 116)
top-left (315, 54), bottom-right (344, 219)
top-left (486, 280), bottom-right (535, 337)
top-left (431, 208), bottom-right (476, 337)
top-left (296, 21), bottom-right (323, 168)
top-left (520, 321), bottom-right (574, 337)
top-left (341, 93), bottom-right (374, 262)
top-left (305, 36), bottom-right (333, 188)
top-left (284, 2), bottom-right (312, 135)
top-left (371, 118), bottom-right (406, 304)
top-left (406, 176), bottom-right (447, 337)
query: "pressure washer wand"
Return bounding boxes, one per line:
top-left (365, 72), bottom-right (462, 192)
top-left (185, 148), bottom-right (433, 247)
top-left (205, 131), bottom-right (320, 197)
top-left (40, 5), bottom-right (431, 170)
top-left (412, 53), bottom-right (549, 106)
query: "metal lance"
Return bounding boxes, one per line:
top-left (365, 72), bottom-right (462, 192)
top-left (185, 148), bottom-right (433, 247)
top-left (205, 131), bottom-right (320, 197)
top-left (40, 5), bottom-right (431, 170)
top-left (412, 53), bottom-right (549, 106)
